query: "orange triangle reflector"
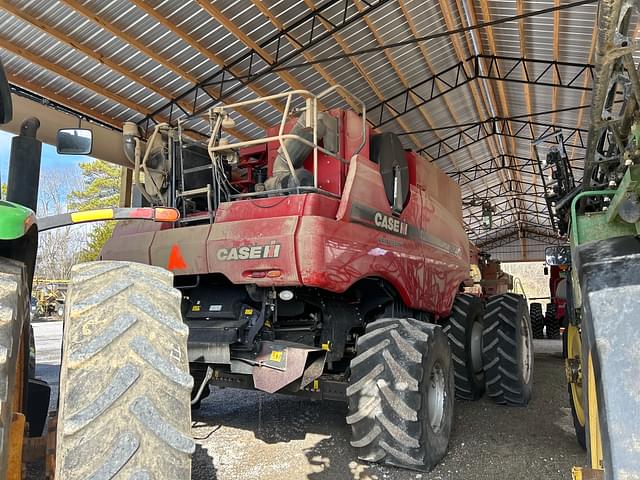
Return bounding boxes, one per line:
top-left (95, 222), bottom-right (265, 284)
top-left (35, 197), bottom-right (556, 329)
top-left (167, 243), bottom-right (187, 271)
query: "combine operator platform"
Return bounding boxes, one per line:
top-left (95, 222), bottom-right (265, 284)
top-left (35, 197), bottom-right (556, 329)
top-left (103, 87), bottom-right (533, 471)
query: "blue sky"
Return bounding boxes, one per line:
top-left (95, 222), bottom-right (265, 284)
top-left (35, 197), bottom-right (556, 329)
top-left (0, 129), bottom-right (90, 205)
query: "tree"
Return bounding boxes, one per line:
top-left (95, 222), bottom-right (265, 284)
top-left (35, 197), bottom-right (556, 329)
top-left (68, 160), bottom-right (121, 262)
top-left (36, 166), bottom-right (84, 279)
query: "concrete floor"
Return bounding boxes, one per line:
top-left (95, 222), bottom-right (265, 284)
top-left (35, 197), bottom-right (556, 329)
top-left (32, 322), bottom-right (586, 479)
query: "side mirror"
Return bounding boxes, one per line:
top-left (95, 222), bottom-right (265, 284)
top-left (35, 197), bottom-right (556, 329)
top-left (545, 245), bottom-right (571, 266)
top-left (56, 128), bottom-right (93, 155)
top-left (543, 266), bottom-right (549, 276)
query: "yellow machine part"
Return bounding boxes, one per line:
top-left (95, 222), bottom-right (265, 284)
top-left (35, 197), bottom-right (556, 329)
top-left (566, 324), bottom-right (585, 427)
top-left (8, 413), bottom-right (25, 480)
top-left (7, 334), bottom-right (26, 479)
top-left (587, 352), bottom-right (603, 470)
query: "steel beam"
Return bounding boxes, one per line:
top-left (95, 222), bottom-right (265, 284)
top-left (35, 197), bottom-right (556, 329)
top-left (419, 118), bottom-right (588, 161)
top-left (369, 55), bottom-right (594, 129)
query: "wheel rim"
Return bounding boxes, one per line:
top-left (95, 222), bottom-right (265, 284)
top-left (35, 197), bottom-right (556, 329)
top-left (567, 324), bottom-right (585, 427)
top-left (427, 361), bottom-right (445, 433)
top-left (470, 320), bottom-right (484, 379)
top-left (519, 311), bottom-right (533, 384)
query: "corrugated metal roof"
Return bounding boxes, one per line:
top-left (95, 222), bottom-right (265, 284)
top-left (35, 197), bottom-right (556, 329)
top-left (0, 0), bottom-right (597, 256)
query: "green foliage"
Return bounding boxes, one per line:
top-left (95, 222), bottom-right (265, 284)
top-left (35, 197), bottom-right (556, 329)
top-left (68, 160), bottom-right (121, 261)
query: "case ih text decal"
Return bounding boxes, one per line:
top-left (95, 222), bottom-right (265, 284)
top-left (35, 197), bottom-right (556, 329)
top-left (374, 211), bottom-right (409, 236)
top-left (217, 242), bottom-right (281, 261)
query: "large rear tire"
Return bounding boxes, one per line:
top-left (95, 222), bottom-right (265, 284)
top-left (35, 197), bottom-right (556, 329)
top-left (482, 293), bottom-right (533, 406)
top-left (347, 318), bottom-right (454, 471)
top-left (442, 294), bottom-right (485, 401)
top-left (0, 258), bottom-right (28, 479)
top-left (55, 261), bottom-right (195, 480)
top-left (529, 302), bottom-right (544, 339)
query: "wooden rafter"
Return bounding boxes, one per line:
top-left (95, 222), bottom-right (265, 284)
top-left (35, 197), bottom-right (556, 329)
top-left (58, 0), bottom-right (270, 133)
top-left (127, 0), bottom-right (283, 118)
top-left (193, 0), bottom-right (327, 111)
top-left (397, 0), bottom-right (495, 195)
top-left (1, 42), bottom-right (250, 141)
top-left (463, 0), bottom-right (529, 228)
top-left (569, 22), bottom-right (598, 160)
top-left (435, 0), bottom-right (511, 204)
top-left (0, 39), bottom-right (153, 116)
top-left (249, 0), bottom-right (362, 113)
top-left (7, 71), bottom-right (123, 129)
top-left (302, 0), bottom-right (426, 150)
top-left (552, 0), bottom-right (561, 125)
top-left (353, 0), bottom-right (453, 155)
top-left (58, 0), bottom-right (198, 84)
top-left (0, 1), bottom-right (173, 104)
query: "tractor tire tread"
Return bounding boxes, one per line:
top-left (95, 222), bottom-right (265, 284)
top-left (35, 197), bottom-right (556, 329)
top-left (442, 294), bottom-right (485, 401)
top-left (348, 318), bottom-right (453, 471)
top-left (0, 258), bottom-right (27, 479)
top-left (482, 294), bottom-right (533, 406)
top-left (56, 261), bottom-right (194, 480)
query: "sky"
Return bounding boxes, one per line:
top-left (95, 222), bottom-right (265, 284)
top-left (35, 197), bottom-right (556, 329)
top-left (0, 128), bottom-right (91, 207)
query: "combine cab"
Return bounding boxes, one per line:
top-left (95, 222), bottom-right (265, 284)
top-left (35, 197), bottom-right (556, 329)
top-left (103, 87), bottom-right (533, 471)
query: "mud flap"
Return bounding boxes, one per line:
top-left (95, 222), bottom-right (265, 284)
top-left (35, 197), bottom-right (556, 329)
top-left (575, 236), bottom-right (640, 478)
top-left (252, 341), bottom-right (326, 394)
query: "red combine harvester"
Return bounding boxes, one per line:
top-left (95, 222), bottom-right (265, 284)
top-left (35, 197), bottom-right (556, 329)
top-left (529, 246), bottom-right (570, 340)
top-left (102, 87), bottom-right (533, 471)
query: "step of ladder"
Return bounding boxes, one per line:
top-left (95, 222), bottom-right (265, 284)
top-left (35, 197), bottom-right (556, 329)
top-left (177, 186), bottom-right (211, 197)
top-left (184, 164), bottom-right (213, 174)
top-left (180, 213), bottom-right (213, 224)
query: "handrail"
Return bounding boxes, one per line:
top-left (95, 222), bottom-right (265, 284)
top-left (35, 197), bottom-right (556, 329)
top-left (206, 86), bottom-right (367, 197)
top-left (570, 190), bottom-right (616, 245)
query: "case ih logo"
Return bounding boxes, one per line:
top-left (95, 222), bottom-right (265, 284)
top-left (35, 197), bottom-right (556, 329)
top-left (217, 242), bottom-right (282, 261)
top-left (374, 212), bottom-right (408, 236)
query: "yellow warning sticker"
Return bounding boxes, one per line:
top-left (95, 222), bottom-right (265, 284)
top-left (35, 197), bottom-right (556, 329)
top-left (244, 308), bottom-right (254, 315)
top-left (192, 305), bottom-right (201, 312)
top-left (270, 350), bottom-right (283, 362)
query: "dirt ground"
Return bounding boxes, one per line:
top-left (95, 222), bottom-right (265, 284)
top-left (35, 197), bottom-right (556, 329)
top-left (32, 323), bottom-right (585, 479)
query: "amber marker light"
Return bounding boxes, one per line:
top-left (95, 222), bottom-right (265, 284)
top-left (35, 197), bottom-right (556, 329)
top-left (154, 208), bottom-right (180, 222)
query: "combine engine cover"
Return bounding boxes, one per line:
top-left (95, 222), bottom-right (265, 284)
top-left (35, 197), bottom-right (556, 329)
top-left (103, 87), bottom-right (470, 396)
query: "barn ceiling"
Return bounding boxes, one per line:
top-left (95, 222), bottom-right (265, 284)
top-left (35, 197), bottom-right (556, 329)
top-left (0, 0), bottom-right (597, 257)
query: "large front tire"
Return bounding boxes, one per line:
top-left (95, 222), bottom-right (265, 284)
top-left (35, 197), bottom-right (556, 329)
top-left (482, 294), bottom-right (533, 406)
top-left (347, 318), bottom-right (454, 471)
top-left (0, 259), bottom-right (28, 479)
top-left (56, 261), bottom-right (195, 480)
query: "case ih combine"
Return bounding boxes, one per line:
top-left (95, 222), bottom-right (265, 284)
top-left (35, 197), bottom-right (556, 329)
top-left (102, 87), bottom-right (533, 471)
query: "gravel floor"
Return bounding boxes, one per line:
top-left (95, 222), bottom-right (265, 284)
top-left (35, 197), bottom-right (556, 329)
top-left (191, 339), bottom-right (585, 480)
top-left (31, 323), bottom-right (585, 479)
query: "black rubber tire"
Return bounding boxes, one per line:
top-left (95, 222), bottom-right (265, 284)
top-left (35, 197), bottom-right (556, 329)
top-left (56, 261), bottom-right (195, 480)
top-left (442, 294), bottom-right (486, 401)
top-left (482, 293), bottom-right (533, 406)
top-left (347, 318), bottom-right (454, 472)
top-left (530, 302), bottom-right (545, 339)
top-left (0, 258), bottom-right (28, 479)
top-left (545, 303), bottom-right (560, 339)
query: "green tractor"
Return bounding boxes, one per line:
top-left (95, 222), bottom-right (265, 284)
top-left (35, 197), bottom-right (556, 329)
top-left (537, 1), bottom-right (640, 478)
top-left (0, 59), bottom-right (194, 478)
